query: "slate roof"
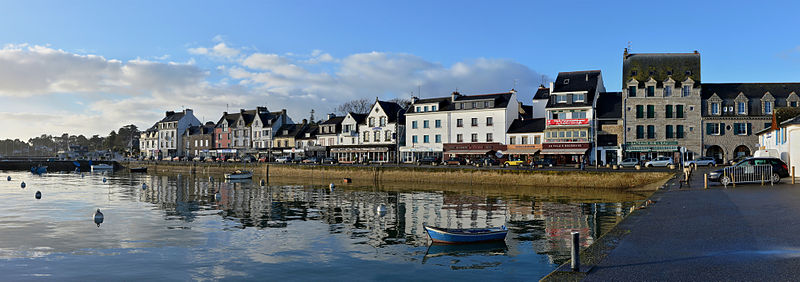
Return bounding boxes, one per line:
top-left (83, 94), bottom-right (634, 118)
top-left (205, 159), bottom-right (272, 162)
top-left (376, 101), bottom-right (406, 123)
top-left (596, 92), bottom-right (622, 119)
top-left (622, 52), bottom-right (701, 88)
top-left (507, 118), bottom-right (546, 134)
top-left (520, 104), bottom-right (533, 119)
top-left (547, 71), bottom-right (602, 108)
top-left (407, 92), bottom-right (515, 113)
top-left (274, 124), bottom-right (304, 138)
top-left (159, 111), bottom-right (185, 123)
top-left (215, 112), bottom-right (239, 128)
top-left (321, 116), bottom-right (345, 125)
top-left (184, 124), bottom-right (214, 135)
top-left (701, 83), bottom-right (800, 116)
top-left (348, 113), bottom-right (368, 124)
top-left (533, 86), bottom-right (551, 100)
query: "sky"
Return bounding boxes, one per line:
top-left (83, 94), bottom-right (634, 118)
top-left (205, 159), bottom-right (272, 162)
top-left (0, 0), bottom-right (799, 139)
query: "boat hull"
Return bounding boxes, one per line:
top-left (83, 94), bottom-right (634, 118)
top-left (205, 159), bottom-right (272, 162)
top-left (224, 171), bottom-right (253, 179)
top-left (424, 226), bottom-right (507, 244)
top-left (91, 164), bottom-right (114, 172)
top-left (129, 167), bottom-right (148, 173)
top-left (31, 166), bottom-right (47, 174)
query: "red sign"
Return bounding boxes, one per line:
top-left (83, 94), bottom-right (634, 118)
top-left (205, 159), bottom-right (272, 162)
top-left (547, 119), bottom-right (589, 126)
top-left (542, 143), bottom-right (590, 150)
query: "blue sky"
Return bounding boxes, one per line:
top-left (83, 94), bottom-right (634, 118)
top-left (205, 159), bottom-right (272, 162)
top-left (0, 0), bottom-right (798, 139)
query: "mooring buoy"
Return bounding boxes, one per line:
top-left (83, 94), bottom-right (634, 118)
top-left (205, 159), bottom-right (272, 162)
top-left (214, 192), bottom-right (222, 202)
top-left (6, 176), bottom-right (10, 181)
top-left (93, 209), bottom-right (104, 227)
top-left (21, 181), bottom-right (26, 188)
top-left (142, 183), bottom-right (147, 190)
top-left (260, 179), bottom-right (266, 186)
top-left (35, 191), bottom-right (41, 199)
top-left (102, 177), bottom-right (107, 183)
top-left (329, 183), bottom-right (335, 189)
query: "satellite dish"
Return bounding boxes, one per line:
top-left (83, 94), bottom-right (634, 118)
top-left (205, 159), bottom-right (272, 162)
top-left (495, 150), bottom-right (504, 158)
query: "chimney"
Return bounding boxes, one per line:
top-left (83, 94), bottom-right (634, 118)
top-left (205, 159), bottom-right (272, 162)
top-left (302, 119), bottom-right (308, 124)
top-left (510, 89), bottom-right (517, 94)
top-left (240, 108), bottom-right (245, 113)
top-left (166, 111), bottom-right (175, 116)
top-left (281, 109), bottom-right (287, 124)
top-left (624, 48), bottom-right (629, 57)
top-left (586, 73), bottom-right (589, 81)
top-left (549, 82), bottom-right (554, 93)
top-left (694, 50), bottom-right (699, 54)
top-left (451, 91), bottom-right (461, 102)
top-left (411, 96), bottom-right (419, 104)
top-left (327, 113), bottom-right (336, 120)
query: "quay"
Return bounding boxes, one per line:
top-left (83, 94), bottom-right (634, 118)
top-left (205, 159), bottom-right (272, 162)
top-left (543, 167), bottom-right (800, 281)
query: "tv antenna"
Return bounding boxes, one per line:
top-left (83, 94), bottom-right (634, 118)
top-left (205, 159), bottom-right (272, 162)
top-left (627, 41), bottom-right (632, 52)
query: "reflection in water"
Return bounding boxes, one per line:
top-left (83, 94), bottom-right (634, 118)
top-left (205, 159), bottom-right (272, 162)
top-left (0, 171), bottom-right (643, 280)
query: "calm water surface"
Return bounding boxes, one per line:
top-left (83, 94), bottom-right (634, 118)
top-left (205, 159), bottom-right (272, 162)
top-left (0, 171), bottom-right (646, 280)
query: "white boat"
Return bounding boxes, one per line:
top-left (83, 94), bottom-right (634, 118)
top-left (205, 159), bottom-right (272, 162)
top-left (224, 170), bottom-right (253, 179)
top-left (91, 164), bottom-right (114, 172)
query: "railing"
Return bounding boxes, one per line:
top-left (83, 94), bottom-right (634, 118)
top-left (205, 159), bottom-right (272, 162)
top-left (722, 164), bottom-right (773, 187)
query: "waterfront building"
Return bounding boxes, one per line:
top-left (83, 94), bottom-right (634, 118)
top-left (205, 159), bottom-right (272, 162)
top-left (330, 112), bottom-right (367, 163)
top-left (184, 122), bottom-right (216, 158)
top-left (272, 121), bottom-right (311, 159)
top-left (532, 85), bottom-right (550, 119)
top-left (621, 51), bottom-right (702, 162)
top-left (297, 123), bottom-right (324, 158)
top-left (251, 108), bottom-right (292, 158)
top-left (756, 115), bottom-right (800, 171)
top-left (701, 83), bottom-right (800, 163)
top-left (155, 109), bottom-right (201, 158)
top-left (316, 114), bottom-right (344, 157)
top-left (213, 111), bottom-right (238, 158)
top-left (139, 125), bottom-right (159, 158)
top-left (505, 118), bottom-right (545, 162)
top-left (332, 100), bottom-right (405, 163)
top-left (542, 71), bottom-right (604, 165)
top-left (402, 90), bottom-right (519, 163)
top-left (595, 91), bottom-right (623, 165)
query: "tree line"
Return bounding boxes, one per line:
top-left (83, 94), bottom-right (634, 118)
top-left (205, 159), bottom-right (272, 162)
top-left (0, 124), bottom-right (140, 157)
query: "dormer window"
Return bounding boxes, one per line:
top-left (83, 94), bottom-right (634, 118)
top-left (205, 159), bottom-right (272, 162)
top-left (664, 86), bottom-right (672, 97)
top-left (765, 101), bottom-right (772, 114)
top-left (556, 95), bottom-right (567, 103)
top-left (737, 102), bottom-right (747, 115)
top-left (646, 86), bottom-right (655, 97)
top-left (416, 106), bottom-right (420, 112)
top-left (628, 86), bottom-right (637, 97)
top-left (424, 106), bottom-right (429, 112)
top-left (431, 105), bottom-right (437, 111)
top-left (682, 85), bottom-right (691, 97)
top-left (574, 93), bottom-right (585, 102)
top-left (711, 103), bottom-right (720, 115)
top-left (564, 79), bottom-right (570, 84)
top-left (666, 70), bottom-right (673, 75)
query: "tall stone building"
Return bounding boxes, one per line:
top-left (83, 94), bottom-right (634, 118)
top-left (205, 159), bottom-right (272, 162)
top-left (622, 50), bottom-right (702, 161)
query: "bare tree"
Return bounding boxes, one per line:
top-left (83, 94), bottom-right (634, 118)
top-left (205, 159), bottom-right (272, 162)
top-left (335, 98), bottom-right (373, 115)
top-left (388, 98), bottom-right (412, 110)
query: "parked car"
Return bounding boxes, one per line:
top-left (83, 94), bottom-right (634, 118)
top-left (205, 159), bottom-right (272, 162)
top-left (416, 156), bottom-right (442, 166)
top-left (708, 157), bottom-right (789, 185)
top-left (302, 157), bottom-right (320, 164)
top-left (644, 157), bottom-right (673, 167)
top-left (241, 155), bottom-right (256, 163)
top-left (172, 156), bottom-right (181, 161)
top-left (503, 158), bottom-right (526, 167)
top-left (275, 156), bottom-right (290, 163)
top-left (258, 156), bottom-right (268, 163)
top-left (532, 158), bottom-right (556, 167)
top-left (684, 156), bottom-right (716, 167)
top-left (292, 157), bottom-right (304, 163)
top-left (205, 157), bottom-right (216, 162)
top-left (444, 157), bottom-right (466, 166)
top-left (192, 156), bottom-right (205, 162)
top-left (322, 157), bottom-right (338, 164)
top-left (619, 158), bottom-right (640, 168)
top-left (728, 155), bottom-right (749, 166)
top-left (476, 157), bottom-right (500, 167)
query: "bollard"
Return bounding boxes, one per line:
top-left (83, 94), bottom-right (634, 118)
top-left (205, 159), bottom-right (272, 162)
top-left (732, 173), bottom-right (736, 188)
top-left (571, 231), bottom-right (580, 271)
top-left (704, 173), bottom-right (708, 189)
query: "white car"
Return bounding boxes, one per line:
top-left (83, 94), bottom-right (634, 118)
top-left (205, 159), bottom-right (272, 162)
top-left (275, 156), bottom-right (290, 163)
top-left (683, 157), bottom-right (716, 167)
top-left (619, 158), bottom-right (640, 167)
top-left (644, 157), bottom-right (673, 167)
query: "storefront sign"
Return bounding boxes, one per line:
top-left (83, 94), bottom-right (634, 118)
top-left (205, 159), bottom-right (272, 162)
top-left (443, 142), bottom-right (506, 151)
top-left (542, 143), bottom-right (590, 150)
top-left (626, 141), bottom-right (679, 146)
top-left (547, 119), bottom-right (589, 126)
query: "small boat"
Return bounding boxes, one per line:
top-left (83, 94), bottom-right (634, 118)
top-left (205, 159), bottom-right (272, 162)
top-left (30, 165), bottom-right (47, 174)
top-left (129, 167), bottom-right (148, 173)
top-left (224, 170), bottom-right (253, 180)
top-left (424, 225), bottom-right (508, 244)
top-left (91, 164), bottom-right (114, 172)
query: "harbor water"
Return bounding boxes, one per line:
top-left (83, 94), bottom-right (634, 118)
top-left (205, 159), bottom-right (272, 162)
top-left (0, 171), bottom-right (647, 280)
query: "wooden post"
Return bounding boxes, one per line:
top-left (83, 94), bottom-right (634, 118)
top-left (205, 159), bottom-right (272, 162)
top-left (732, 173), bottom-right (736, 188)
top-left (704, 173), bottom-right (708, 189)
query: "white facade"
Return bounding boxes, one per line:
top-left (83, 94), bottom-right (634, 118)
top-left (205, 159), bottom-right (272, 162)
top-left (337, 113), bottom-right (364, 146)
top-left (361, 103), bottom-right (401, 146)
top-left (155, 109), bottom-right (201, 157)
top-left (759, 123), bottom-right (800, 174)
top-left (506, 132), bottom-right (544, 146)
top-left (252, 109), bottom-right (291, 150)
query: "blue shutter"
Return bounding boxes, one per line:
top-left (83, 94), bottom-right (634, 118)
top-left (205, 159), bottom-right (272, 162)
top-left (719, 123), bottom-right (725, 135)
top-left (747, 123), bottom-right (752, 135)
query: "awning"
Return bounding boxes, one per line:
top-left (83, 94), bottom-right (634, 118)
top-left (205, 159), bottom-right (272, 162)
top-left (505, 149), bottom-right (540, 155)
top-left (626, 146), bottom-right (679, 152)
top-left (445, 149), bottom-right (491, 155)
top-left (541, 148), bottom-right (589, 155)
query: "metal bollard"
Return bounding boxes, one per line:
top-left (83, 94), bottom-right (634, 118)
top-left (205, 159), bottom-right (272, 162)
top-left (571, 231), bottom-right (580, 271)
top-left (704, 173), bottom-right (708, 189)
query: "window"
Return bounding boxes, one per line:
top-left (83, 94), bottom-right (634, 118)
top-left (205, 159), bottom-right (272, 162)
top-left (666, 125), bottom-right (674, 138)
top-left (424, 106), bottom-right (429, 112)
top-left (682, 85), bottom-right (691, 97)
top-left (564, 78), bottom-right (570, 84)
top-left (471, 118), bottom-right (478, 127)
top-left (628, 86), bottom-right (637, 97)
top-left (486, 117), bottom-right (493, 126)
top-left (559, 131), bottom-right (565, 138)
top-left (647, 125), bottom-right (655, 139)
top-left (737, 102), bottom-right (747, 114)
top-left (456, 103), bottom-right (462, 110)
top-left (707, 123), bottom-right (721, 135)
top-left (435, 134), bottom-right (441, 143)
top-left (483, 101), bottom-right (489, 108)
top-left (765, 101), bottom-right (772, 114)
top-left (412, 121), bottom-right (418, 129)
top-left (369, 118), bottom-right (375, 127)
top-left (636, 105), bottom-right (644, 118)
top-left (574, 93), bottom-right (585, 102)
top-left (363, 132), bottom-right (369, 142)
top-left (572, 111), bottom-right (586, 119)
top-left (711, 103), bottom-right (720, 115)
top-left (647, 86), bottom-right (655, 97)
top-left (344, 125), bottom-right (351, 133)
top-left (432, 106), bottom-right (437, 111)
top-left (423, 135), bottom-right (430, 143)
top-left (636, 125), bottom-right (644, 139)
top-left (457, 119), bottom-right (463, 127)
top-left (664, 86), bottom-right (672, 97)
top-left (379, 117), bottom-right (386, 127)
top-left (510, 136), bottom-right (516, 144)
top-left (471, 133), bottom-right (478, 142)
top-left (457, 134), bottom-right (463, 142)
top-left (676, 125), bottom-right (684, 138)
top-left (676, 105), bottom-right (684, 118)
top-left (472, 102), bottom-right (478, 108)
top-left (373, 131), bottom-right (380, 142)
top-left (556, 95), bottom-right (567, 103)
top-left (423, 120), bottom-right (429, 128)
top-left (435, 120), bottom-right (441, 128)
top-left (647, 105), bottom-right (655, 118)
top-left (412, 135), bottom-right (418, 143)
top-left (733, 123), bottom-right (750, 135)
top-left (665, 105), bottom-right (673, 118)
top-left (415, 106), bottom-right (420, 113)
top-left (533, 136), bottom-right (540, 144)
top-left (486, 133), bottom-right (493, 142)
top-left (522, 136), bottom-right (529, 144)
top-left (791, 101), bottom-right (798, 107)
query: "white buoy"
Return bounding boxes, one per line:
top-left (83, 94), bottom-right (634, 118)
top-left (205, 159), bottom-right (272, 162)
top-left (35, 191), bottom-right (41, 199)
top-left (102, 177), bottom-right (107, 183)
top-left (20, 182), bottom-right (26, 188)
top-left (93, 209), bottom-right (104, 227)
top-left (142, 183), bottom-right (147, 190)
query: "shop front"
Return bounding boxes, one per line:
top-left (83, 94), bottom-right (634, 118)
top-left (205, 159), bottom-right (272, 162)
top-left (624, 141), bottom-right (680, 162)
top-left (443, 143), bottom-right (506, 163)
top-left (505, 144), bottom-right (542, 163)
top-left (330, 145), bottom-right (396, 164)
top-left (540, 143), bottom-right (590, 165)
top-left (399, 146), bottom-right (442, 163)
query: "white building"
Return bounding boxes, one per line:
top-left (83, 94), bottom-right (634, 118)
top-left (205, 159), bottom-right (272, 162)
top-left (155, 109), bottom-right (201, 158)
top-left (139, 125), bottom-right (159, 158)
top-left (401, 90), bottom-right (519, 162)
top-left (331, 100), bottom-right (405, 163)
top-left (316, 113), bottom-right (344, 147)
top-left (251, 108), bottom-right (292, 153)
top-left (757, 116), bottom-right (800, 173)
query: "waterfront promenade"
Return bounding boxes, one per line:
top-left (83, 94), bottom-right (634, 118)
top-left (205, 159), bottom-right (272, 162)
top-left (546, 167), bottom-right (800, 281)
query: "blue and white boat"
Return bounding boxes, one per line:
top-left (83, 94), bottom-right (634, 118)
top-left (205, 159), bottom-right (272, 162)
top-left (30, 165), bottom-right (47, 174)
top-left (424, 225), bottom-right (508, 244)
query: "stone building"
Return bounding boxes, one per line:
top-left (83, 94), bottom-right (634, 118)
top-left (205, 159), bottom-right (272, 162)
top-left (622, 51), bottom-right (702, 162)
top-left (184, 122), bottom-right (215, 158)
top-left (701, 83), bottom-right (800, 163)
top-left (595, 91), bottom-right (623, 165)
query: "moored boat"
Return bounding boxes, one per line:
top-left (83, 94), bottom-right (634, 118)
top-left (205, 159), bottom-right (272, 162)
top-left (129, 167), bottom-right (147, 173)
top-left (91, 164), bottom-right (114, 172)
top-left (30, 165), bottom-right (47, 174)
top-left (424, 225), bottom-right (508, 244)
top-left (224, 170), bottom-right (253, 179)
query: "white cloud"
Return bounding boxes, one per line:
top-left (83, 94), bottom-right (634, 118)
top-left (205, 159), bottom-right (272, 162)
top-left (188, 42), bottom-right (240, 59)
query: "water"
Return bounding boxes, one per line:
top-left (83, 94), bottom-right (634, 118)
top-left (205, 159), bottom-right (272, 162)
top-left (0, 171), bottom-right (647, 280)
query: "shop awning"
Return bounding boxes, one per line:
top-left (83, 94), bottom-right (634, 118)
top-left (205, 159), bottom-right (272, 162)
top-left (540, 148), bottom-right (589, 155)
top-left (445, 149), bottom-right (491, 155)
top-left (505, 148), bottom-right (540, 155)
top-left (626, 146), bottom-right (679, 152)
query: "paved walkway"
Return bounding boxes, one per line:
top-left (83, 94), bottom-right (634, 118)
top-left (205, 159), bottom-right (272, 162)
top-left (583, 168), bottom-right (800, 281)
